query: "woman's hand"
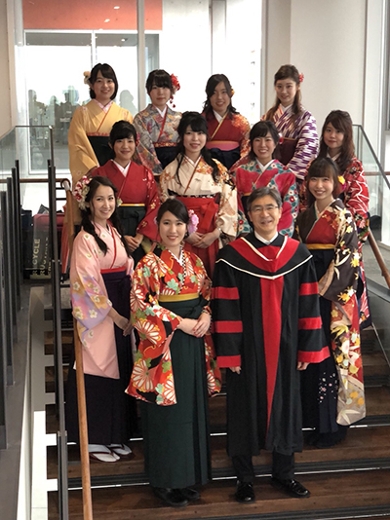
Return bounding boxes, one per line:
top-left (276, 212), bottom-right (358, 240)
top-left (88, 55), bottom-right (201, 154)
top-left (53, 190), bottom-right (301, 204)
top-left (109, 308), bottom-right (131, 334)
top-left (125, 233), bottom-right (144, 252)
top-left (195, 229), bottom-right (220, 249)
top-left (297, 361), bottom-right (309, 371)
top-left (177, 318), bottom-right (198, 335)
top-left (229, 366), bottom-right (241, 374)
top-left (186, 232), bottom-right (204, 246)
top-left (192, 312), bottom-right (211, 337)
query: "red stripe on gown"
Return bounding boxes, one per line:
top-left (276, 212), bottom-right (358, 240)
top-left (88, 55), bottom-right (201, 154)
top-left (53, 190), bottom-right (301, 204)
top-left (260, 276), bottom-right (284, 430)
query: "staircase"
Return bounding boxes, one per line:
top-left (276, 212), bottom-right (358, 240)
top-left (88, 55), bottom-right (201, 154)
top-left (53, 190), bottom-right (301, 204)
top-left (43, 308), bottom-right (390, 520)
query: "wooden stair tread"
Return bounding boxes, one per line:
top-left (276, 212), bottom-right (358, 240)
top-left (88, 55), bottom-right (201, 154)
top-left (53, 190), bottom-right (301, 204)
top-left (48, 469), bottom-right (390, 520)
top-left (46, 424), bottom-right (390, 480)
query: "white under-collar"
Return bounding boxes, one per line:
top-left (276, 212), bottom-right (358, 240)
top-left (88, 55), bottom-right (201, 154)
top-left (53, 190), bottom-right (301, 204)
top-left (281, 104), bottom-right (292, 113)
top-left (213, 110), bottom-right (225, 122)
top-left (113, 160), bottom-right (131, 176)
top-left (93, 99), bottom-right (113, 113)
top-left (256, 159), bottom-right (273, 172)
top-left (153, 105), bottom-right (167, 117)
top-left (254, 230), bottom-right (278, 245)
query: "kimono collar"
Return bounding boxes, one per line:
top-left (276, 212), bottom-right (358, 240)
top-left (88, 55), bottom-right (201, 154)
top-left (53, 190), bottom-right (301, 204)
top-left (327, 151), bottom-right (341, 162)
top-left (254, 230), bottom-right (278, 245)
top-left (213, 110), bottom-right (225, 123)
top-left (183, 154), bottom-right (202, 168)
top-left (153, 104), bottom-right (167, 117)
top-left (281, 104), bottom-right (292, 113)
top-left (112, 159), bottom-right (131, 176)
top-left (256, 159), bottom-right (274, 172)
top-left (93, 99), bottom-right (113, 113)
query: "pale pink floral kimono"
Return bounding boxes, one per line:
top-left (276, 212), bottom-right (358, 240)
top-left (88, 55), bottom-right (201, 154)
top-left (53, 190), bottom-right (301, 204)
top-left (70, 222), bottom-right (133, 379)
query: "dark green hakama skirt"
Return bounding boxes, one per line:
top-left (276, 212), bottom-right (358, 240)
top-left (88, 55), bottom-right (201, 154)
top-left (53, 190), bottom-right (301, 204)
top-left (141, 297), bottom-right (211, 489)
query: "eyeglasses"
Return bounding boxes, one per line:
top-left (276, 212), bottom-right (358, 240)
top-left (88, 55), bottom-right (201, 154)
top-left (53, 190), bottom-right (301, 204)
top-left (250, 204), bottom-right (279, 213)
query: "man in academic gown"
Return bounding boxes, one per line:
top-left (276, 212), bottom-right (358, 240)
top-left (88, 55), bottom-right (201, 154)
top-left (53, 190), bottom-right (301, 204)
top-left (212, 186), bottom-right (329, 503)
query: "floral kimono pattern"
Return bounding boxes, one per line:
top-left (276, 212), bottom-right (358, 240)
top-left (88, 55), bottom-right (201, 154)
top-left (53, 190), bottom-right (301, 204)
top-left (133, 104), bottom-right (181, 175)
top-left (296, 199), bottom-right (365, 425)
top-left (127, 247), bottom-right (221, 405)
top-left (70, 223), bottom-right (133, 378)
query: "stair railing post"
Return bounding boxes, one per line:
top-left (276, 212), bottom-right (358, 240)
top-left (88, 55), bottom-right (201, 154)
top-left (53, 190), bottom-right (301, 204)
top-left (63, 180), bottom-right (94, 520)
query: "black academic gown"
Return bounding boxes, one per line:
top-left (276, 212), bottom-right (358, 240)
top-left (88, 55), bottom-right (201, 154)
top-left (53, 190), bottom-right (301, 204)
top-left (212, 233), bottom-right (329, 457)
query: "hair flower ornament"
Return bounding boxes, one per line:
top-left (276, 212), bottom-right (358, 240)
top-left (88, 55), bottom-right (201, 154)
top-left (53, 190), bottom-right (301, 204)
top-left (338, 175), bottom-right (346, 186)
top-left (73, 176), bottom-right (92, 210)
top-left (170, 73), bottom-right (181, 94)
top-left (187, 210), bottom-right (199, 235)
top-left (83, 71), bottom-right (91, 85)
top-left (117, 197), bottom-right (123, 207)
top-left (298, 72), bottom-right (304, 83)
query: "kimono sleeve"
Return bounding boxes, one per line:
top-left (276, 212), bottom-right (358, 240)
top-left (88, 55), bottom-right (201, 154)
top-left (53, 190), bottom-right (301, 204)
top-left (70, 232), bottom-right (112, 332)
top-left (319, 208), bottom-right (360, 304)
top-left (297, 254), bottom-right (329, 364)
top-left (216, 163), bottom-right (238, 240)
top-left (287, 113), bottom-right (319, 180)
top-left (136, 168), bottom-right (160, 241)
top-left (211, 255), bottom-right (243, 367)
top-left (239, 116), bottom-right (251, 158)
top-left (343, 159), bottom-right (370, 242)
top-left (68, 106), bottom-right (98, 182)
top-left (277, 171), bottom-right (299, 237)
top-left (130, 256), bottom-right (182, 344)
top-left (134, 112), bottom-right (163, 175)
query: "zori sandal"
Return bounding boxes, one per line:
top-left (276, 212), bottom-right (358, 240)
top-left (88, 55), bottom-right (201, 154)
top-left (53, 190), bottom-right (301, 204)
top-left (88, 444), bottom-right (119, 463)
top-left (107, 444), bottom-right (132, 457)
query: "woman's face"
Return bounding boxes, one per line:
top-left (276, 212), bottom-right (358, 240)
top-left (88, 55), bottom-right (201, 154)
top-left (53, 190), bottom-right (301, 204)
top-left (89, 185), bottom-right (116, 227)
top-left (149, 85), bottom-right (171, 110)
top-left (323, 122), bottom-right (344, 156)
top-left (91, 71), bottom-right (115, 104)
top-left (112, 136), bottom-right (136, 167)
top-left (275, 77), bottom-right (299, 108)
top-left (158, 211), bottom-right (187, 250)
top-left (252, 132), bottom-right (277, 165)
top-left (209, 81), bottom-right (231, 116)
top-left (182, 126), bottom-right (207, 157)
top-left (308, 175), bottom-right (335, 207)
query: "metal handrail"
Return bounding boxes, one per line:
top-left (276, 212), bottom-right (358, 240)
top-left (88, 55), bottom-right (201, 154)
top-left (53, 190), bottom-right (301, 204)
top-left (353, 124), bottom-right (390, 190)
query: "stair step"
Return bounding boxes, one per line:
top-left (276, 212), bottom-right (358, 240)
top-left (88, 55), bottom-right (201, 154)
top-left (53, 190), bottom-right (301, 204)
top-left (47, 468), bottom-right (390, 520)
top-left (46, 424), bottom-right (390, 484)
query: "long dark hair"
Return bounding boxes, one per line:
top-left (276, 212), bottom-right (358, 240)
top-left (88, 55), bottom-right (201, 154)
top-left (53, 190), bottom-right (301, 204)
top-left (305, 157), bottom-right (341, 207)
top-left (318, 110), bottom-right (355, 173)
top-left (264, 64), bottom-right (302, 122)
top-left (202, 74), bottom-right (238, 120)
top-left (80, 176), bottom-right (132, 256)
top-left (174, 111), bottom-right (220, 184)
top-left (248, 121), bottom-right (279, 161)
top-left (89, 63), bottom-right (118, 100)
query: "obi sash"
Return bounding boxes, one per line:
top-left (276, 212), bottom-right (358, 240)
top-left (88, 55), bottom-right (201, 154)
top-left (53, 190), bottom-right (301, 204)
top-left (206, 141), bottom-right (240, 170)
top-left (87, 135), bottom-right (114, 166)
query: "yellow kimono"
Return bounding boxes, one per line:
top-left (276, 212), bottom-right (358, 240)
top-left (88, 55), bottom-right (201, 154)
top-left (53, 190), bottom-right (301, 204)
top-left (68, 100), bottom-right (133, 183)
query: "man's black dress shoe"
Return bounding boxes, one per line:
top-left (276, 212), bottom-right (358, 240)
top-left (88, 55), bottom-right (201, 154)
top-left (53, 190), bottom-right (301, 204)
top-left (271, 477), bottom-right (310, 498)
top-left (177, 487), bottom-right (200, 501)
top-left (235, 481), bottom-right (255, 502)
top-left (152, 487), bottom-right (188, 507)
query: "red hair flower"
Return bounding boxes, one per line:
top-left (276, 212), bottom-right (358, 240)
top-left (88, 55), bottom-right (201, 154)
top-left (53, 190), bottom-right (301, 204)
top-left (298, 72), bottom-right (304, 83)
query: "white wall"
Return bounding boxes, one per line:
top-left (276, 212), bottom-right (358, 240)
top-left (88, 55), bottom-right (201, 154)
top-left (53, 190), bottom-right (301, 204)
top-left (160, 0), bottom-right (212, 113)
top-left (265, 0), bottom-right (367, 131)
top-left (0, 0), bottom-right (12, 138)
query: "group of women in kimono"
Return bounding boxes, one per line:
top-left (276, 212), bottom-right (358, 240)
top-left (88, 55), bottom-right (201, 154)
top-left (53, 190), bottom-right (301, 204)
top-left (66, 61), bottom-right (369, 507)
